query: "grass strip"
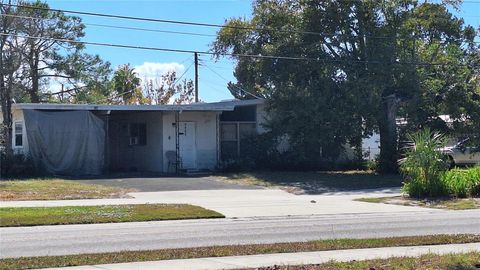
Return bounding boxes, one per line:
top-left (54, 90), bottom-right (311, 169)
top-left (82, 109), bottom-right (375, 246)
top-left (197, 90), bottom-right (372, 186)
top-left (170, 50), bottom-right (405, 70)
top-left (0, 204), bottom-right (224, 227)
top-left (0, 179), bottom-right (132, 201)
top-left (1, 235), bottom-right (479, 270)
top-left (356, 196), bottom-right (480, 210)
top-left (253, 252), bottom-right (480, 270)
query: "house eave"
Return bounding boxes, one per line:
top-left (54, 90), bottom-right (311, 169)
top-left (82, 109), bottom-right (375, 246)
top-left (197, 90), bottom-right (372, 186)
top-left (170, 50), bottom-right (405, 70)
top-left (12, 99), bottom-right (265, 112)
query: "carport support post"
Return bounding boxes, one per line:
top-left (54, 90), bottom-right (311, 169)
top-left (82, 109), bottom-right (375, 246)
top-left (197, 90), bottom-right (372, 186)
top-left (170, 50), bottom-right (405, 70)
top-left (175, 110), bottom-right (180, 174)
top-left (104, 110), bottom-right (111, 174)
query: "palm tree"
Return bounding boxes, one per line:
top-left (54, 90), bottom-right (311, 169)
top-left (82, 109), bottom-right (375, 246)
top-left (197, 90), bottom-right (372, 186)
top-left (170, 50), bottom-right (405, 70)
top-left (112, 64), bottom-right (142, 104)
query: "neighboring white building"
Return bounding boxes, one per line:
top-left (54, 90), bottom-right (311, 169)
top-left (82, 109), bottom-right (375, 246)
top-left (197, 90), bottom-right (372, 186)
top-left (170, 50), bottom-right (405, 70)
top-left (2, 99), bottom-right (267, 176)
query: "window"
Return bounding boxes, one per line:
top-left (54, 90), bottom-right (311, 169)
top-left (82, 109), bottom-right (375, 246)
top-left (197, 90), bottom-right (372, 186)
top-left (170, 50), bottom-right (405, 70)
top-left (220, 123), bottom-right (257, 160)
top-left (14, 121), bottom-right (23, 147)
top-left (129, 123), bottom-right (147, 146)
top-left (221, 123), bottom-right (238, 160)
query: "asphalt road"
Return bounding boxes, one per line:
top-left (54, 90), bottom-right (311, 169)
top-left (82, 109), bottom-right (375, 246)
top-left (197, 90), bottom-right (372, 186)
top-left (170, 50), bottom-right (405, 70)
top-left (1, 210), bottom-right (480, 258)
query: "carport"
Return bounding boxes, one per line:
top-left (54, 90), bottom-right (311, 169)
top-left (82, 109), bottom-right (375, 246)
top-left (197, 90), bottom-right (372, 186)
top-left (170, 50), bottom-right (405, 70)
top-left (16, 102), bottom-right (242, 176)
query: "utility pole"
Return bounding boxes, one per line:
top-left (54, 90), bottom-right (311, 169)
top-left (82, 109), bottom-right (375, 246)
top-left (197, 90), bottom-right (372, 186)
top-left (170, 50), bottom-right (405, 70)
top-left (194, 52), bottom-right (199, 103)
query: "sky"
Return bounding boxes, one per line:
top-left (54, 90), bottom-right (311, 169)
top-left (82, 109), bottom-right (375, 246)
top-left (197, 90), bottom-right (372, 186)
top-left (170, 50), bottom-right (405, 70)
top-left (44, 0), bottom-right (480, 103)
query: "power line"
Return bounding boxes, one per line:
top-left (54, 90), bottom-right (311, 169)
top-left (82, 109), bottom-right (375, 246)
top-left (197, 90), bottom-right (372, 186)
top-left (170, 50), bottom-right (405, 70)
top-left (4, 12), bottom-right (478, 46)
top-left (202, 62), bottom-right (263, 99)
top-left (1, 32), bottom-right (478, 68)
top-left (173, 62), bottom-right (194, 85)
top-left (0, 14), bottom-right (216, 38)
top-left (201, 80), bottom-right (231, 95)
top-left (4, 3), bottom-right (479, 42)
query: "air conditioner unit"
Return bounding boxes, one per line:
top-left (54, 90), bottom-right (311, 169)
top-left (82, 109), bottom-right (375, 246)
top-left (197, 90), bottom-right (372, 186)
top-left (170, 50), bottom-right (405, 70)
top-left (129, 136), bottom-right (139, 146)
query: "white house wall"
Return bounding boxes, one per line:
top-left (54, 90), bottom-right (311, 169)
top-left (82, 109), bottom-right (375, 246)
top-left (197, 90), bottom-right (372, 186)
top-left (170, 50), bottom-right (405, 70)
top-left (11, 109), bottom-right (29, 154)
top-left (162, 111), bottom-right (218, 172)
top-left (362, 133), bottom-right (381, 161)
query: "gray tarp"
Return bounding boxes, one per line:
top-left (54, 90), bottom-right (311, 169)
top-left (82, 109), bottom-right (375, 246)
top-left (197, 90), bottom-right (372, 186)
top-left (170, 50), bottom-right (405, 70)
top-left (24, 110), bottom-right (105, 176)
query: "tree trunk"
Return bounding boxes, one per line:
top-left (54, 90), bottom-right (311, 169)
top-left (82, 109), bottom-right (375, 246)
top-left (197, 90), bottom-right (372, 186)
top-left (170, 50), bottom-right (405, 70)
top-left (0, 38), bottom-right (13, 154)
top-left (0, 71), bottom-right (14, 178)
top-left (28, 48), bottom-right (40, 103)
top-left (378, 94), bottom-right (399, 173)
top-left (30, 70), bottom-right (40, 103)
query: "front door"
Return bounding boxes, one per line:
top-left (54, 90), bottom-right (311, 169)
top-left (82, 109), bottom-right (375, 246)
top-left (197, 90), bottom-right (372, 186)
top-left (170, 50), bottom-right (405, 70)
top-left (178, 122), bottom-right (196, 169)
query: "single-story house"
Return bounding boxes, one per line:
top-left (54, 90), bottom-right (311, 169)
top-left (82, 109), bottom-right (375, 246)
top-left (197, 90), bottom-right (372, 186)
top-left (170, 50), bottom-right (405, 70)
top-left (3, 99), bottom-right (268, 176)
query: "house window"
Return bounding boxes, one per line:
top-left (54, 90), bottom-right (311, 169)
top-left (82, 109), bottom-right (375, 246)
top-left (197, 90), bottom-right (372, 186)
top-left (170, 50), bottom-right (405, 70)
top-left (14, 121), bottom-right (23, 147)
top-left (129, 123), bottom-right (147, 146)
top-left (220, 122), bottom-right (256, 160)
top-left (221, 123), bottom-right (238, 160)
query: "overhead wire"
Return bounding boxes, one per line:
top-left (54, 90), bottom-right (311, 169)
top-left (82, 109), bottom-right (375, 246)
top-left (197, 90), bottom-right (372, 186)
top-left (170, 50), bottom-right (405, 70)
top-left (3, 3), bottom-right (480, 42)
top-left (0, 13), bottom-right (216, 38)
top-left (1, 33), bottom-right (478, 68)
top-left (201, 62), bottom-right (263, 99)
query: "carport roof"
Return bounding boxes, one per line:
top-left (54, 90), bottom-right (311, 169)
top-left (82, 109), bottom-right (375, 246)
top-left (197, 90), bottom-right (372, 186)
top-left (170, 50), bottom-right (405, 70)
top-left (13, 99), bottom-right (265, 112)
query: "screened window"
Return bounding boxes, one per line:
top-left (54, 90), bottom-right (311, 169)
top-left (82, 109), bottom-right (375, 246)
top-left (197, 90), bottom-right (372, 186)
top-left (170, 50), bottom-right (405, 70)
top-left (220, 123), bottom-right (257, 160)
top-left (14, 121), bottom-right (23, 147)
top-left (129, 123), bottom-right (147, 146)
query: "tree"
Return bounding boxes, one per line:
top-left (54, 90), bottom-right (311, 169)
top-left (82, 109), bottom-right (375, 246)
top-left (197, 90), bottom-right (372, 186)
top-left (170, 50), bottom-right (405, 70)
top-left (112, 64), bottom-right (146, 105)
top-left (0, 1), bottom-right (112, 105)
top-left (0, 1), bottom-right (25, 157)
top-left (1, 0), bottom-right (113, 162)
top-left (52, 52), bottom-right (112, 104)
top-left (15, 1), bottom-right (85, 102)
top-left (143, 71), bottom-right (195, 105)
top-left (212, 0), bottom-right (478, 172)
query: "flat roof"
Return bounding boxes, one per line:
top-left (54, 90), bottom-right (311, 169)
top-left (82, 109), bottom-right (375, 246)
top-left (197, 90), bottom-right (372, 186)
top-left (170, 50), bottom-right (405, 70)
top-left (13, 99), bottom-right (265, 112)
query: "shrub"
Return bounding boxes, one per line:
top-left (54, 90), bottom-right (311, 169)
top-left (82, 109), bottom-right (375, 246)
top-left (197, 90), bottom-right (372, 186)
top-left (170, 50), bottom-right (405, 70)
top-left (0, 152), bottom-right (42, 178)
top-left (218, 133), bottom-right (367, 172)
top-left (366, 159), bottom-right (379, 172)
top-left (443, 166), bottom-right (480, 198)
top-left (399, 129), bottom-right (449, 198)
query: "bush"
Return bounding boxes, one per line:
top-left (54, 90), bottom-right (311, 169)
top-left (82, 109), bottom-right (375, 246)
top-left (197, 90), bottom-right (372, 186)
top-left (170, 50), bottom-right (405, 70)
top-left (399, 129), bottom-right (449, 198)
top-left (443, 166), bottom-right (480, 198)
top-left (366, 159), bottom-right (379, 171)
top-left (0, 152), bottom-right (42, 178)
top-left (218, 132), bottom-right (367, 172)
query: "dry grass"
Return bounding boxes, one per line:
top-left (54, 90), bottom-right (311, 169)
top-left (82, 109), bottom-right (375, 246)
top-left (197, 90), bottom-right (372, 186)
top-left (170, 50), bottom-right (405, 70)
top-left (255, 252), bottom-right (480, 270)
top-left (0, 204), bottom-right (224, 227)
top-left (0, 179), bottom-right (133, 201)
top-left (1, 235), bottom-right (479, 270)
top-left (214, 171), bottom-right (402, 194)
top-left (356, 196), bottom-right (480, 210)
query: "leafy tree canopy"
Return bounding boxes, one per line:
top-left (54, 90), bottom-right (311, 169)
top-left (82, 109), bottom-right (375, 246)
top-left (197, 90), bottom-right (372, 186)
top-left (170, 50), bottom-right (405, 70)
top-left (212, 0), bottom-right (479, 172)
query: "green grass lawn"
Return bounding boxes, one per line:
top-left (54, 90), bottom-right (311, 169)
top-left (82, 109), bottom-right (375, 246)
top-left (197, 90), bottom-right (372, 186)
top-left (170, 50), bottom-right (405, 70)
top-left (253, 252), bottom-right (480, 270)
top-left (0, 204), bottom-right (224, 227)
top-left (0, 179), bottom-right (133, 201)
top-left (214, 171), bottom-right (402, 194)
top-left (356, 196), bottom-right (480, 210)
top-left (1, 235), bottom-right (478, 270)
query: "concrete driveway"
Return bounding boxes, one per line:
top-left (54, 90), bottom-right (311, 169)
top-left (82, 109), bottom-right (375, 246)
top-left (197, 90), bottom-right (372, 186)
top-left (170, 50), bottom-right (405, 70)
top-left (77, 176), bottom-right (261, 192)
top-left (1, 187), bottom-right (439, 218)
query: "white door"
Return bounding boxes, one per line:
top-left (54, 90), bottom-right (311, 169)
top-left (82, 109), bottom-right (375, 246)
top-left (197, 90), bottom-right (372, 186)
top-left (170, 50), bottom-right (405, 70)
top-left (178, 122), bottom-right (196, 169)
